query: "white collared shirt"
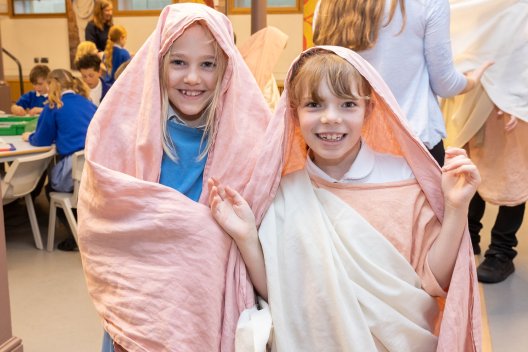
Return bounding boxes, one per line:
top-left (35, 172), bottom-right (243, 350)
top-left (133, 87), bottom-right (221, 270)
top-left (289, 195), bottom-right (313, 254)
top-left (168, 104), bottom-right (207, 129)
top-left (61, 89), bottom-right (75, 96)
top-left (90, 79), bottom-right (103, 106)
top-left (306, 141), bottom-right (414, 184)
top-left (35, 92), bottom-right (48, 98)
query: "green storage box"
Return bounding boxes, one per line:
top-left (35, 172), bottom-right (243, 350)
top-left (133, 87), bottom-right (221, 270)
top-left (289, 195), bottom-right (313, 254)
top-left (0, 116), bottom-right (39, 135)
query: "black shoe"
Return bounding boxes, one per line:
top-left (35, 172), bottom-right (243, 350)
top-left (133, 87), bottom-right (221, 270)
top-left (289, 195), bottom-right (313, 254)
top-left (57, 237), bottom-right (78, 252)
top-left (477, 254), bottom-right (514, 283)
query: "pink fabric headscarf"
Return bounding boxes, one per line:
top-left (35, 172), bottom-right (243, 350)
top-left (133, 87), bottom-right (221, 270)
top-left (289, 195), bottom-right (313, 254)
top-left (77, 4), bottom-right (283, 351)
top-left (279, 46), bottom-right (481, 352)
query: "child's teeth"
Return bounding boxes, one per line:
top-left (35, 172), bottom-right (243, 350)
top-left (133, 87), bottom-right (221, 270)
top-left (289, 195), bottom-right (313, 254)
top-left (320, 133), bottom-right (343, 141)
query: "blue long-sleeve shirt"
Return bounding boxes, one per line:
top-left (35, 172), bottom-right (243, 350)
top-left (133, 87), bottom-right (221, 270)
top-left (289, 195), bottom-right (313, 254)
top-left (15, 91), bottom-right (47, 110)
top-left (29, 92), bottom-right (97, 156)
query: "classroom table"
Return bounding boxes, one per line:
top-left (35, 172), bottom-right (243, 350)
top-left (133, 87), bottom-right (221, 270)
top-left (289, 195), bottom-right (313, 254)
top-left (0, 135), bottom-right (54, 163)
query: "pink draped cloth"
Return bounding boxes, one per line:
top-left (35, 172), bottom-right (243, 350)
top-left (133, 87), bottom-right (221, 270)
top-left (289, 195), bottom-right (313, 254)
top-left (77, 4), bottom-right (283, 351)
top-left (278, 46), bottom-right (481, 352)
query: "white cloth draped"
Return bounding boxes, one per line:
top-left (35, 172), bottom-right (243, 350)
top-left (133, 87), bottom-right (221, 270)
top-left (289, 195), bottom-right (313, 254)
top-left (259, 170), bottom-right (439, 352)
top-left (449, 0), bottom-right (528, 121)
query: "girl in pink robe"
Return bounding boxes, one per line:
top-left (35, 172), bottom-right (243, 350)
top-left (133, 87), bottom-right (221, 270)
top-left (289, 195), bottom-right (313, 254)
top-left (77, 4), bottom-right (284, 351)
top-left (209, 47), bottom-right (482, 351)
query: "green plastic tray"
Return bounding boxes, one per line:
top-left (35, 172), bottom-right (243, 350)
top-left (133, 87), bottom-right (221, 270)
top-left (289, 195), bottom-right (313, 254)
top-left (0, 116), bottom-right (39, 135)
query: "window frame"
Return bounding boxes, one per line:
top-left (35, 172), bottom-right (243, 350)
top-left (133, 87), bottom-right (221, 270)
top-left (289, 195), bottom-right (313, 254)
top-left (227, 0), bottom-right (302, 15)
top-left (8, 0), bottom-right (66, 18)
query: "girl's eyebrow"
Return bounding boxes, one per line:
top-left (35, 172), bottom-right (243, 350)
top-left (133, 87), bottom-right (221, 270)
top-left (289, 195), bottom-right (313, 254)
top-left (169, 52), bottom-right (216, 60)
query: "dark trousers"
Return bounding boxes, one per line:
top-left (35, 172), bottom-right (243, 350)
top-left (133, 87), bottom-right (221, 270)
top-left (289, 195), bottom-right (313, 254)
top-left (427, 140), bottom-right (445, 167)
top-left (468, 192), bottom-right (526, 259)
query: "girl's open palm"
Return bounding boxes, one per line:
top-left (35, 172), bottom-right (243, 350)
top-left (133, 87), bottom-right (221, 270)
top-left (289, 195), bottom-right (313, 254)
top-left (441, 147), bottom-right (481, 209)
top-left (208, 178), bottom-right (257, 242)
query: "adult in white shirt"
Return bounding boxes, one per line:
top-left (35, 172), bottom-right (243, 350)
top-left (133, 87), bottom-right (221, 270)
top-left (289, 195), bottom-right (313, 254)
top-left (313, 0), bottom-right (492, 166)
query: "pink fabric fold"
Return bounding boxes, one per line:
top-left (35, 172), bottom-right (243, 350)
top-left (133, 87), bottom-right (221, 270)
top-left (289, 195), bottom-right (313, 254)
top-left (77, 4), bottom-right (283, 351)
top-left (278, 46), bottom-right (481, 352)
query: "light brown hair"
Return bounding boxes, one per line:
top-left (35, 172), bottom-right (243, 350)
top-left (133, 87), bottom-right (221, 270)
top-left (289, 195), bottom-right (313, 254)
top-left (287, 49), bottom-right (371, 112)
top-left (47, 69), bottom-right (90, 109)
top-left (159, 21), bottom-right (227, 161)
top-left (93, 0), bottom-right (113, 31)
top-left (104, 25), bottom-right (127, 73)
top-left (313, 0), bottom-right (406, 51)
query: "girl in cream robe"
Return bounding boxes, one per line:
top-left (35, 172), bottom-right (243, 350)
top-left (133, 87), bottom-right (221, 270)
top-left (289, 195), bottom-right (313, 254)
top-left (209, 46), bottom-right (482, 351)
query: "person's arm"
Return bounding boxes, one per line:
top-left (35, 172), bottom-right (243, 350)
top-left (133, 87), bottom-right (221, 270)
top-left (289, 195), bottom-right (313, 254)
top-left (208, 178), bottom-right (268, 300)
top-left (423, 0), bottom-right (471, 97)
top-left (85, 22), bottom-right (97, 45)
top-left (27, 107), bottom-right (56, 147)
top-left (11, 104), bottom-right (26, 116)
top-left (427, 147), bottom-right (480, 288)
top-left (27, 107), bottom-right (43, 116)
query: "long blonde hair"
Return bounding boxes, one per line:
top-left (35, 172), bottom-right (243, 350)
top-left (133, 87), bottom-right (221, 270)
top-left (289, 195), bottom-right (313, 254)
top-left (47, 69), bottom-right (90, 109)
top-left (313, 0), bottom-right (406, 51)
top-left (159, 21), bottom-right (227, 161)
top-left (93, 0), bottom-right (113, 31)
top-left (104, 25), bottom-right (127, 73)
top-left (288, 49), bottom-right (371, 112)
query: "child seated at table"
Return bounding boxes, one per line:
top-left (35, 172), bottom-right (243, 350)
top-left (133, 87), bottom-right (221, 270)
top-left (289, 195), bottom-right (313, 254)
top-left (11, 65), bottom-right (50, 116)
top-left (22, 68), bottom-right (96, 251)
top-left (76, 54), bottom-right (111, 106)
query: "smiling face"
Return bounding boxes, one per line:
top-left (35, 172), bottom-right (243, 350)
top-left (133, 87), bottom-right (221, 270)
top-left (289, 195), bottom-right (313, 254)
top-left (103, 5), bottom-right (113, 23)
top-left (165, 24), bottom-right (220, 123)
top-left (290, 51), bottom-right (371, 180)
top-left (297, 79), bottom-right (368, 179)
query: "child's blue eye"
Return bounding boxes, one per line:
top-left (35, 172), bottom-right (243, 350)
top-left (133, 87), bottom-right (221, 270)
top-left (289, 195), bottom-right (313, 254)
top-left (171, 59), bottom-right (185, 66)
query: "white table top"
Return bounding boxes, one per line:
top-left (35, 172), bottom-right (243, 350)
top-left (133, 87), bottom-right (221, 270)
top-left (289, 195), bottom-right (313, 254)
top-left (0, 135), bottom-right (55, 163)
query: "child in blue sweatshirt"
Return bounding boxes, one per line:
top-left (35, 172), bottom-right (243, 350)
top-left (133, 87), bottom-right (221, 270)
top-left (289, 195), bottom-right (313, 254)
top-left (11, 65), bottom-right (50, 116)
top-left (22, 69), bottom-right (96, 250)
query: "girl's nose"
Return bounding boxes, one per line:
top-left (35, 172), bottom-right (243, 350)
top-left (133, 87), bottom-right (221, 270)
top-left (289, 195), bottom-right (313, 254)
top-left (320, 108), bottom-right (342, 124)
top-left (184, 68), bottom-right (200, 85)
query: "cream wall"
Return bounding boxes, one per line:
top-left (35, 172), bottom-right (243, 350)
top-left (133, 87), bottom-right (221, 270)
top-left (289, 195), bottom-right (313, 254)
top-left (0, 13), bottom-right (303, 81)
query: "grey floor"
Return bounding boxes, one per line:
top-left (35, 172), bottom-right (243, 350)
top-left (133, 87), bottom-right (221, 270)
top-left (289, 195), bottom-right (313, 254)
top-left (4, 194), bottom-right (528, 352)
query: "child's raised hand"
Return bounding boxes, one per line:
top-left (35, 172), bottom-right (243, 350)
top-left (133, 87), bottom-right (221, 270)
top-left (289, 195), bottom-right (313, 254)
top-left (441, 147), bottom-right (481, 209)
top-left (208, 178), bottom-right (257, 243)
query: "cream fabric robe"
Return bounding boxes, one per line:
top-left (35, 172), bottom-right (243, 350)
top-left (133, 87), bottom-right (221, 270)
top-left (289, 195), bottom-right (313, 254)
top-left (265, 46), bottom-right (480, 352)
top-left (443, 0), bottom-right (528, 205)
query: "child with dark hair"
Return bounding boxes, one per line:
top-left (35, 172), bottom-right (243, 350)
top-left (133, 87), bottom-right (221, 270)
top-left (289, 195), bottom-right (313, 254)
top-left (76, 54), bottom-right (111, 106)
top-left (11, 64), bottom-right (50, 116)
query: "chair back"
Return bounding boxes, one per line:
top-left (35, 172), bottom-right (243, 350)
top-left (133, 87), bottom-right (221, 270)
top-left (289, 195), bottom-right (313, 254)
top-left (2, 148), bottom-right (56, 202)
top-left (70, 150), bottom-right (85, 208)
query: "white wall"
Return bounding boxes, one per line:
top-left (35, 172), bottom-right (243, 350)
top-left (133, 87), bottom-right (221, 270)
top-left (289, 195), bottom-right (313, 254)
top-left (0, 13), bottom-right (303, 81)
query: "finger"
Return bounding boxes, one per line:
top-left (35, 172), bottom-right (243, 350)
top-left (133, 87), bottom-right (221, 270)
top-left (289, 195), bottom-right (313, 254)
top-left (445, 164), bottom-right (480, 181)
top-left (443, 156), bottom-right (476, 173)
top-left (444, 148), bottom-right (467, 161)
top-left (217, 184), bottom-right (227, 200)
top-left (225, 186), bottom-right (246, 206)
top-left (208, 185), bottom-right (218, 205)
top-left (442, 154), bottom-right (471, 170)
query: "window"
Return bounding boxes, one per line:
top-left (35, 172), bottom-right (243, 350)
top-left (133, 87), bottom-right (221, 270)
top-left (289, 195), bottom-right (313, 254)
top-left (11, 0), bottom-right (65, 16)
top-left (228, 0), bottom-right (301, 14)
top-left (114, 0), bottom-right (212, 16)
top-left (116, 0), bottom-right (172, 11)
